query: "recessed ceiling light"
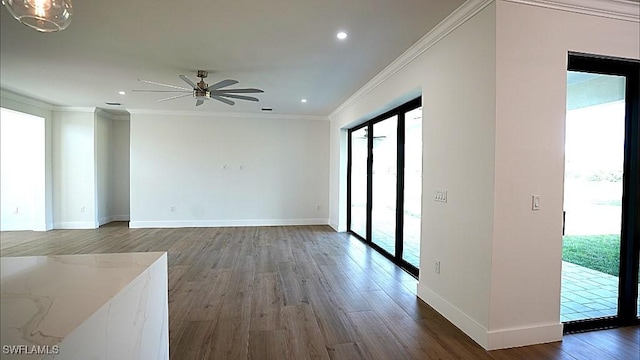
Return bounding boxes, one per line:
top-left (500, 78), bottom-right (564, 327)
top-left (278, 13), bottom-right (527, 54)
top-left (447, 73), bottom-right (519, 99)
top-left (301, 99), bottom-right (308, 103)
top-left (118, 91), bottom-right (126, 95)
top-left (337, 31), bottom-right (348, 40)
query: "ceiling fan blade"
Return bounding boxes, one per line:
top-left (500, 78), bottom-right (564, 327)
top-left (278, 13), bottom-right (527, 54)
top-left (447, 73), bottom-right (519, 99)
top-left (207, 79), bottom-right (239, 91)
top-left (137, 79), bottom-right (191, 90)
top-left (215, 94), bottom-right (260, 102)
top-left (195, 99), bottom-right (204, 107)
top-left (132, 89), bottom-right (191, 93)
top-left (211, 95), bottom-right (235, 106)
top-left (213, 88), bottom-right (264, 94)
top-left (179, 75), bottom-right (198, 89)
top-left (158, 93), bottom-right (192, 102)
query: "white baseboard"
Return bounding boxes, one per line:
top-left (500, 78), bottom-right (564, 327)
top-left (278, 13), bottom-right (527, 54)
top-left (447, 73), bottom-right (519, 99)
top-left (417, 283), bottom-right (564, 350)
top-left (0, 224), bottom-right (32, 231)
top-left (1, 222), bottom-right (53, 232)
top-left (129, 218), bottom-right (329, 229)
top-left (487, 322), bottom-right (563, 350)
top-left (329, 220), bottom-right (339, 231)
top-left (54, 221), bottom-right (99, 229)
top-left (33, 223), bottom-right (53, 232)
top-left (417, 283), bottom-right (489, 348)
top-left (99, 215), bottom-right (131, 226)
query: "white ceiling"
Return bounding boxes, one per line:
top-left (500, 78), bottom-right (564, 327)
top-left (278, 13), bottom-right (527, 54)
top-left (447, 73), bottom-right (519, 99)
top-left (0, 0), bottom-right (465, 116)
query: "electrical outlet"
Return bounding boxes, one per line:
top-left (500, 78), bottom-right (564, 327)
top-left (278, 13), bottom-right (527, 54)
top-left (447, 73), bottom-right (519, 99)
top-left (80, 206), bottom-right (85, 213)
top-left (170, 206), bottom-right (176, 212)
top-left (434, 189), bottom-right (447, 203)
top-left (435, 260), bottom-right (441, 274)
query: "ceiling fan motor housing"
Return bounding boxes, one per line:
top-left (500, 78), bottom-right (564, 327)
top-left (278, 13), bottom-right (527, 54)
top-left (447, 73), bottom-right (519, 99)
top-left (194, 89), bottom-right (209, 98)
top-left (197, 70), bottom-right (208, 79)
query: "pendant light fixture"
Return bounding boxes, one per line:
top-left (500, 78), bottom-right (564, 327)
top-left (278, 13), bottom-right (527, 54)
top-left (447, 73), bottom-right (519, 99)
top-left (2, 0), bottom-right (73, 32)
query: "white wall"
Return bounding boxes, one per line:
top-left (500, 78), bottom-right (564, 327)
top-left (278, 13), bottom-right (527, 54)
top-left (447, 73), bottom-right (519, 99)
top-left (330, 0), bottom-right (497, 344)
top-left (129, 112), bottom-right (329, 228)
top-left (52, 109), bottom-right (98, 229)
top-left (488, 0), bottom-right (640, 349)
top-left (0, 90), bottom-right (53, 231)
top-left (0, 108), bottom-right (45, 231)
top-left (329, 0), bottom-right (639, 350)
top-left (110, 117), bottom-right (130, 221)
top-left (96, 111), bottom-right (112, 225)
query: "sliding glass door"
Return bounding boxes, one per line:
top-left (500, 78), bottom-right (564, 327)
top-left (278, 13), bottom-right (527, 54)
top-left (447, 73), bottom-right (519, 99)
top-left (403, 107), bottom-right (422, 269)
top-left (562, 72), bottom-right (624, 323)
top-left (349, 127), bottom-right (368, 239)
top-left (371, 116), bottom-right (398, 255)
top-left (561, 54), bottom-right (639, 332)
top-left (347, 98), bottom-right (422, 276)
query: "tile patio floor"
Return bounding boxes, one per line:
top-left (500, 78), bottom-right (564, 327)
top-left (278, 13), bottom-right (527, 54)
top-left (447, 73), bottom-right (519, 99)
top-left (561, 261), bottom-right (640, 322)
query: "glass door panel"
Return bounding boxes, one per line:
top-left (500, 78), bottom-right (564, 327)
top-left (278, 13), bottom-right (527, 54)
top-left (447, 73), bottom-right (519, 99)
top-left (349, 127), bottom-right (368, 239)
top-left (346, 98), bottom-right (422, 277)
top-left (371, 116), bottom-right (398, 255)
top-left (561, 72), bottom-right (625, 322)
top-left (403, 108), bottom-right (422, 269)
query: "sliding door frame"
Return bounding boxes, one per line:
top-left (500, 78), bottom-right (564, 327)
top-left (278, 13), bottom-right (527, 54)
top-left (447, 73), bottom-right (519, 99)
top-left (347, 97), bottom-right (421, 277)
top-left (563, 52), bottom-right (640, 333)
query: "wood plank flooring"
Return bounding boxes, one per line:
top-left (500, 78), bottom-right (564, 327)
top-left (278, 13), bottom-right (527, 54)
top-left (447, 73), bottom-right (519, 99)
top-left (1, 223), bottom-right (638, 360)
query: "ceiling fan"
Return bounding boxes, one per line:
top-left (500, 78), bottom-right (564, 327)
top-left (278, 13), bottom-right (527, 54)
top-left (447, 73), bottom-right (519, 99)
top-left (134, 70), bottom-right (264, 106)
top-left (355, 128), bottom-right (386, 140)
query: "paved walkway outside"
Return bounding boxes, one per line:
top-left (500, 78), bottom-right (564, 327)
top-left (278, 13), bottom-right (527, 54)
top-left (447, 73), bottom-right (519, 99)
top-left (561, 261), bottom-right (640, 322)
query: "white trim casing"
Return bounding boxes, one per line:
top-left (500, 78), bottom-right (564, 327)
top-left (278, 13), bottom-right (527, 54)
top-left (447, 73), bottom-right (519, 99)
top-left (0, 89), bottom-right (54, 110)
top-left (54, 221), bottom-right (100, 229)
top-left (417, 283), bottom-right (564, 350)
top-left (129, 218), bottom-right (329, 229)
top-left (128, 109), bottom-right (328, 122)
top-left (98, 215), bottom-right (131, 226)
top-left (502, 0), bottom-right (640, 22)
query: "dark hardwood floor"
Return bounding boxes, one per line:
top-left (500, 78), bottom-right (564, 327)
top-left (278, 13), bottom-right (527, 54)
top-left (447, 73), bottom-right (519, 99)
top-left (1, 223), bottom-right (638, 359)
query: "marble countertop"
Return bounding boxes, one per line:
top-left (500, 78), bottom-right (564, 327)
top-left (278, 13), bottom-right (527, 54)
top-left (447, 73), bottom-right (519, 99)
top-left (0, 252), bottom-right (166, 358)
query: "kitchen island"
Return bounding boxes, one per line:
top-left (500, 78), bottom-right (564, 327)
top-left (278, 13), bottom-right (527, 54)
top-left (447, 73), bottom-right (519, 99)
top-left (0, 252), bottom-right (168, 359)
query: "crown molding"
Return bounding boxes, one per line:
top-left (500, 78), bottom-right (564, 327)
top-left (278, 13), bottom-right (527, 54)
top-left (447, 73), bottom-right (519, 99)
top-left (128, 108), bottom-right (328, 121)
top-left (0, 88), bottom-right (54, 111)
top-left (329, 0), bottom-right (494, 120)
top-left (52, 106), bottom-right (97, 113)
top-left (502, 0), bottom-right (639, 22)
top-left (95, 108), bottom-right (131, 121)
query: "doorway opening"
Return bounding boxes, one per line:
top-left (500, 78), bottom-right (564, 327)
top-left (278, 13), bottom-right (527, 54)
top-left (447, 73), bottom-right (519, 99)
top-left (0, 107), bottom-right (46, 231)
top-left (561, 54), bottom-right (639, 332)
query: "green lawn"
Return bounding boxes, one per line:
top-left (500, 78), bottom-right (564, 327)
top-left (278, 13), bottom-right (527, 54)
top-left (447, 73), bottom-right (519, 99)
top-left (562, 234), bottom-right (620, 277)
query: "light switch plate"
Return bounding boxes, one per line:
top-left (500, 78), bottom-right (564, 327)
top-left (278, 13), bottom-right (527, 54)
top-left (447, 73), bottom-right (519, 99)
top-left (532, 195), bottom-right (540, 211)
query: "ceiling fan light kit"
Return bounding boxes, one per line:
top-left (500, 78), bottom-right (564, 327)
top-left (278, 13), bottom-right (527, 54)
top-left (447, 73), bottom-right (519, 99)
top-left (135, 70), bottom-right (264, 107)
top-left (2, 0), bottom-right (73, 32)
